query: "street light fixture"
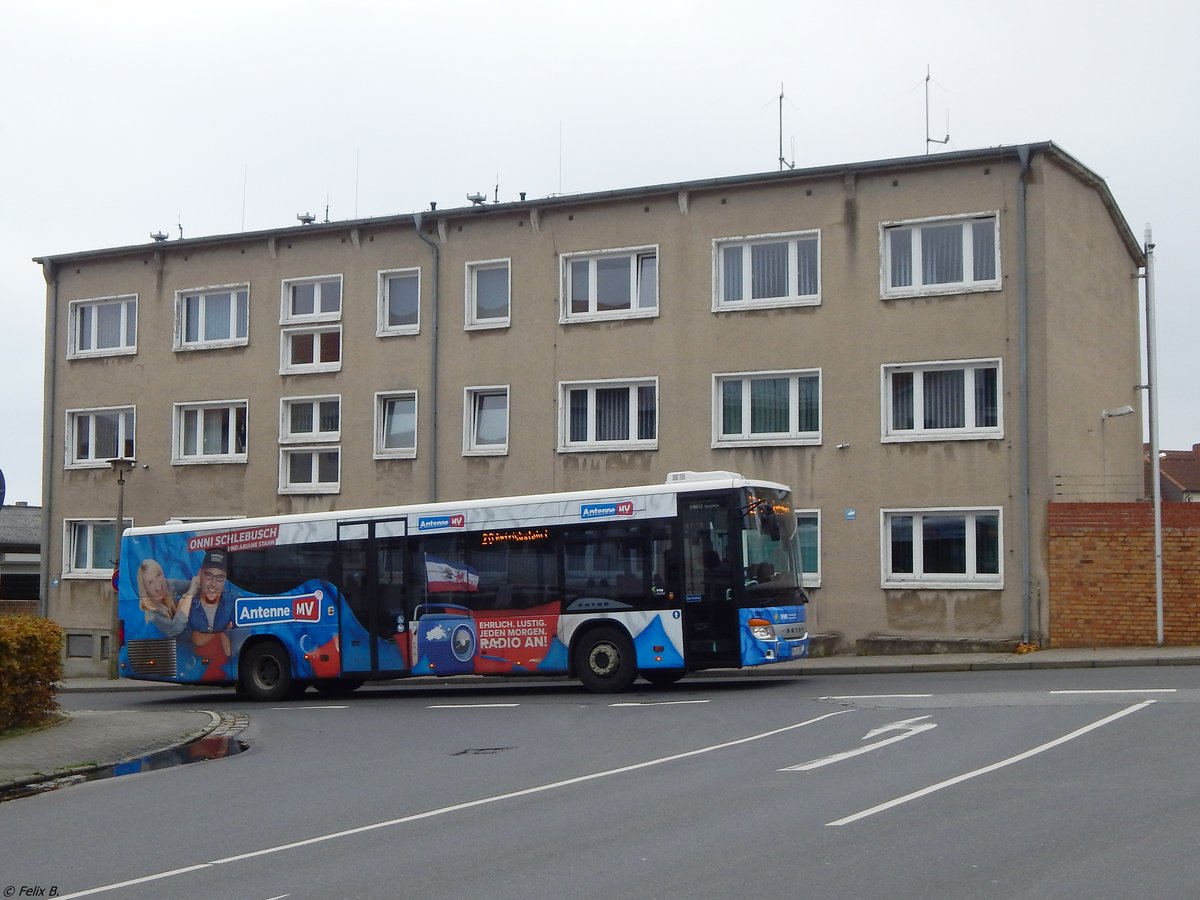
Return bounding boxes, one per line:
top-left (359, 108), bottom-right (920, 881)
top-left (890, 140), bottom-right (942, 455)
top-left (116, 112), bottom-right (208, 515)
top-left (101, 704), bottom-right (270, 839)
top-left (106, 457), bottom-right (135, 679)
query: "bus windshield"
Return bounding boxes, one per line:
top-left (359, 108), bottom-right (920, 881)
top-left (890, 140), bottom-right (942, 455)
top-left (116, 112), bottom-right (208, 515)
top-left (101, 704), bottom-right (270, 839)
top-left (741, 487), bottom-right (804, 603)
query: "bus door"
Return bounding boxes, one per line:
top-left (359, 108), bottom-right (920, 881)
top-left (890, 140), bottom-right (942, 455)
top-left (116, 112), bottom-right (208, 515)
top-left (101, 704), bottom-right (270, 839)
top-left (678, 495), bottom-right (740, 667)
top-left (338, 518), bottom-right (408, 677)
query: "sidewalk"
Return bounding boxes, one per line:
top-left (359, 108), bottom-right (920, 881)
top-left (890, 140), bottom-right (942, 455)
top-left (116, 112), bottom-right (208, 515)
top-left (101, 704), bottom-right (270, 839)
top-left (4, 646), bottom-right (1199, 793)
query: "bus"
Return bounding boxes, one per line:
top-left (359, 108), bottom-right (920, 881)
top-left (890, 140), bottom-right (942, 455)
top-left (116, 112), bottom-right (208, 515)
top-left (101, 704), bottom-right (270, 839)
top-left (117, 470), bottom-right (809, 700)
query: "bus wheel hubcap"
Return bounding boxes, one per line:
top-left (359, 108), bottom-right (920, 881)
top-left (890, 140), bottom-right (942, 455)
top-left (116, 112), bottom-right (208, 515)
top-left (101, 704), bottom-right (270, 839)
top-left (589, 644), bottom-right (617, 676)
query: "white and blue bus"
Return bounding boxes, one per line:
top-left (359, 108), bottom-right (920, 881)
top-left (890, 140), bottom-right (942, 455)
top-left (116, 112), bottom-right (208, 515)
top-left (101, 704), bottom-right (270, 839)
top-left (117, 471), bottom-right (809, 700)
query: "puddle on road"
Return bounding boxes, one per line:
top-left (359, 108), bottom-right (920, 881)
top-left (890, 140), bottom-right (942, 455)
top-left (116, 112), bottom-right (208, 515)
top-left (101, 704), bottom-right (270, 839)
top-left (1, 734), bottom-right (248, 802)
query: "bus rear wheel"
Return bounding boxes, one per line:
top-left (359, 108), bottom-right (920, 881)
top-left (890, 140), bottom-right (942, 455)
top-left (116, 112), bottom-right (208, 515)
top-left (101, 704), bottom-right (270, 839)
top-left (575, 626), bottom-right (637, 693)
top-left (239, 641), bottom-right (293, 702)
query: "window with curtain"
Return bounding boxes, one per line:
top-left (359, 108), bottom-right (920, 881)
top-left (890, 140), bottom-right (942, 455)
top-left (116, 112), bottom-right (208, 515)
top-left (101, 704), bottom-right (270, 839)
top-left (883, 360), bottom-right (1001, 440)
top-left (68, 407), bottom-right (135, 465)
top-left (559, 380), bottom-right (657, 450)
top-left (65, 519), bottom-right (133, 576)
top-left (715, 231), bottom-right (820, 309)
top-left (795, 511), bottom-right (821, 587)
top-left (174, 401), bottom-right (248, 462)
top-left (883, 509), bottom-right (1002, 586)
top-left (561, 247), bottom-right (658, 321)
top-left (69, 295), bottom-right (137, 357)
top-left (714, 370), bottom-right (821, 445)
top-left (176, 286), bottom-right (249, 348)
top-left (882, 214), bottom-right (999, 298)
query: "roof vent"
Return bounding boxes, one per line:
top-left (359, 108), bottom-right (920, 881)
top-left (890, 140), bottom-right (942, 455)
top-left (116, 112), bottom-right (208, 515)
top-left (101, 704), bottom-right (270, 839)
top-left (467, 192), bottom-right (486, 206)
top-left (150, 231), bottom-right (168, 243)
top-left (297, 212), bottom-right (316, 225)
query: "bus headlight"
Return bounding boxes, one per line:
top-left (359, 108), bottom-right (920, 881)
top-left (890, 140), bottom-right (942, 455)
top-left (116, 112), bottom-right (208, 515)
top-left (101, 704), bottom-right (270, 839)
top-left (748, 618), bottom-right (776, 640)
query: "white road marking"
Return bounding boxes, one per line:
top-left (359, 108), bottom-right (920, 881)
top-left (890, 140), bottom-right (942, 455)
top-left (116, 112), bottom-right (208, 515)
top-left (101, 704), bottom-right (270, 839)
top-left (427, 703), bottom-right (520, 709)
top-left (825, 700), bottom-right (1156, 827)
top-left (1049, 689), bottom-right (1176, 695)
top-left (58, 709), bottom-right (850, 899)
top-left (781, 716), bottom-right (936, 771)
top-left (610, 699), bottom-right (711, 707)
top-left (820, 694), bottom-right (933, 700)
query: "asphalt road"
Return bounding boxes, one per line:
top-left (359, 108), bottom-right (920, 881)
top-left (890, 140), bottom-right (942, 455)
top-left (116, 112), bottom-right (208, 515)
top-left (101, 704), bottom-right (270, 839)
top-left (4, 667), bottom-right (1199, 900)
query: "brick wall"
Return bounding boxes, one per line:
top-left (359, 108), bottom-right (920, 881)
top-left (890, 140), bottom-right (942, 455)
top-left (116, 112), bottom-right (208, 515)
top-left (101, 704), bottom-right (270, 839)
top-left (1049, 502), bottom-right (1200, 646)
top-left (0, 600), bottom-right (39, 617)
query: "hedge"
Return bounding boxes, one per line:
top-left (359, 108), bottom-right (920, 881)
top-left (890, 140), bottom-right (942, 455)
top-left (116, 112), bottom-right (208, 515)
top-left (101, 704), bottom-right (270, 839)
top-left (0, 615), bottom-right (63, 732)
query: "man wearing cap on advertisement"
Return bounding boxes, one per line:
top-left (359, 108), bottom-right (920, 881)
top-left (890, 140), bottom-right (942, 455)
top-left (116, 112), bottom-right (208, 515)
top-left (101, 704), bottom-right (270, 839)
top-left (188, 548), bottom-right (237, 680)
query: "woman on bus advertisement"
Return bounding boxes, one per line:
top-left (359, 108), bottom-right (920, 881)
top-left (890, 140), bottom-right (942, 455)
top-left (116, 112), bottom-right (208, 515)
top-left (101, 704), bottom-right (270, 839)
top-left (136, 558), bottom-right (194, 638)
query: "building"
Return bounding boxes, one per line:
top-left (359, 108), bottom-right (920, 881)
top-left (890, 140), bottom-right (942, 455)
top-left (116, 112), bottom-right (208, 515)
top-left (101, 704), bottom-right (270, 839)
top-left (37, 142), bottom-right (1145, 675)
top-left (1149, 444), bottom-right (1200, 502)
top-left (0, 503), bottom-right (41, 616)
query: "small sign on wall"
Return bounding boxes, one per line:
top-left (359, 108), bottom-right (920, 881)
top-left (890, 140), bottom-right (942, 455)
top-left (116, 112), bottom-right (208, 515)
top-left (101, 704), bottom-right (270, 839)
top-left (844, 509), bottom-right (857, 521)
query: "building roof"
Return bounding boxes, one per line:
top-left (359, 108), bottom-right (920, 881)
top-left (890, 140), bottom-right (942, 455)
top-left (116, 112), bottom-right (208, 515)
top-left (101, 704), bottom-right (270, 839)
top-left (34, 141), bottom-right (1144, 270)
top-left (0, 505), bottom-right (42, 551)
top-left (1159, 445), bottom-right (1200, 498)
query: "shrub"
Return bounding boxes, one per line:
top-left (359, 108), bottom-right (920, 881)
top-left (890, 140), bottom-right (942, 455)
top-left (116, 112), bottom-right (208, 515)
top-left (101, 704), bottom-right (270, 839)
top-left (0, 616), bottom-right (63, 732)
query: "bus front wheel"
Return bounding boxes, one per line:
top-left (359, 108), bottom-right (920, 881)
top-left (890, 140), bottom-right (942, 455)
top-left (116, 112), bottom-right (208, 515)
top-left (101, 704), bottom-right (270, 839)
top-left (574, 626), bottom-right (637, 693)
top-left (239, 641), bottom-right (293, 702)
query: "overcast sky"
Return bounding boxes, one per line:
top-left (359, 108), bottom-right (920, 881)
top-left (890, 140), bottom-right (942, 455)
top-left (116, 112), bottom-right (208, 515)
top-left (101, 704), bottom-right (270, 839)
top-left (1, 0), bottom-right (1195, 506)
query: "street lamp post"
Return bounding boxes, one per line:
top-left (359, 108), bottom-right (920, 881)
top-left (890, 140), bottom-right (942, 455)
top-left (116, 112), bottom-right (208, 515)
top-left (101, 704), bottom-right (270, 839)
top-left (107, 457), bottom-right (135, 679)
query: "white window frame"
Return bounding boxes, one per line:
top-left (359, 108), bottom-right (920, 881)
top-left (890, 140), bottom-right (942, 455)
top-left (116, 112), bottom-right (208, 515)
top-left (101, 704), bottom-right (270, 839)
top-left (880, 211), bottom-right (1001, 299)
top-left (712, 230), bottom-right (821, 311)
top-left (279, 446), bottom-right (341, 494)
top-left (712, 369), bottom-right (822, 447)
top-left (465, 259), bottom-right (511, 330)
top-left (558, 377), bottom-right (658, 452)
top-left (881, 507), bottom-right (1003, 589)
top-left (174, 284), bottom-right (250, 350)
top-left (281, 274), bottom-right (342, 324)
top-left (63, 518), bottom-right (133, 578)
top-left (375, 390), bottom-right (418, 459)
top-left (280, 395), bottom-right (341, 444)
top-left (463, 385), bottom-right (509, 456)
top-left (280, 325), bottom-right (342, 374)
top-left (172, 400), bottom-right (249, 464)
top-left (795, 509), bottom-right (821, 589)
top-left (67, 294), bottom-right (137, 358)
top-left (377, 268), bottom-right (421, 336)
top-left (881, 358), bottom-right (1003, 442)
top-left (559, 246), bottom-right (658, 323)
top-left (65, 406), bottom-right (135, 468)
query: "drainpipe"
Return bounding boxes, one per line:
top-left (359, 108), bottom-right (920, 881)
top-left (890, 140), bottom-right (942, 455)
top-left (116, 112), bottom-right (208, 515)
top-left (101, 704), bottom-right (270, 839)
top-left (1016, 145), bottom-right (1033, 645)
top-left (38, 260), bottom-right (59, 620)
top-left (413, 212), bottom-right (440, 502)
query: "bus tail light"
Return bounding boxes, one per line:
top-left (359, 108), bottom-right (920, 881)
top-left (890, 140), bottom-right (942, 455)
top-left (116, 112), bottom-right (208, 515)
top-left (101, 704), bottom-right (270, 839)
top-left (748, 618), bottom-right (775, 640)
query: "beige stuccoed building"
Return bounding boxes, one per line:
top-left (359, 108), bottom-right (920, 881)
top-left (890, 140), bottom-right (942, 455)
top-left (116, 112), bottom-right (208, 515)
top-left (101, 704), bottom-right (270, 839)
top-left (37, 142), bottom-right (1145, 675)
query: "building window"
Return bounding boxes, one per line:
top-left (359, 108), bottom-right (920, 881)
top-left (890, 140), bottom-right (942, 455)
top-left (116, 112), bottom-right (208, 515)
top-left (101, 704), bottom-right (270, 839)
top-left (64, 518), bottom-right (132, 577)
top-left (883, 360), bottom-right (1001, 441)
top-left (68, 295), bottom-right (137, 358)
top-left (464, 386), bottom-right (509, 455)
top-left (796, 510), bottom-right (820, 588)
top-left (882, 213), bottom-right (999, 298)
top-left (173, 401), bottom-right (248, 463)
top-left (280, 448), bottom-right (340, 494)
top-left (560, 247), bottom-right (658, 322)
top-left (714, 231), bottom-right (820, 310)
top-left (67, 407), bottom-right (135, 467)
top-left (282, 275), bottom-right (342, 323)
top-left (175, 285), bottom-right (249, 349)
top-left (378, 268), bottom-right (420, 336)
top-left (66, 633), bottom-right (95, 658)
top-left (375, 391), bottom-right (417, 458)
top-left (559, 379), bottom-right (657, 451)
top-left (713, 370), bottom-right (820, 446)
top-left (281, 396), bottom-right (340, 443)
top-left (466, 259), bottom-right (511, 329)
top-left (281, 326), bottom-right (341, 374)
top-left (882, 508), bottom-right (1002, 588)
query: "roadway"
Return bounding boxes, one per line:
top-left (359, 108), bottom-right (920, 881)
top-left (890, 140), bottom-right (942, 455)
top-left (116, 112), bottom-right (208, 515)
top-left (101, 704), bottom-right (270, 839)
top-left (2, 667), bottom-right (1198, 899)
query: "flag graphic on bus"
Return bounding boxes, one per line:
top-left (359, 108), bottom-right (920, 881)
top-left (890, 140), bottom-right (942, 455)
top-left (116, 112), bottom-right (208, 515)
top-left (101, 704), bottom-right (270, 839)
top-left (424, 555), bottom-right (479, 592)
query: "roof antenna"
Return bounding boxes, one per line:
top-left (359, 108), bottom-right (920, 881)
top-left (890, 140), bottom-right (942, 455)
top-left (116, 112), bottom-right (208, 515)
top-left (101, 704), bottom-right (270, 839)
top-left (924, 65), bottom-right (950, 154)
top-left (493, 175), bottom-right (500, 204)
top-left (177, 217), bottom-right (184, 240)
top-left (324, 196), bottom-right (330, 223)
top-left (764, 83), bottom-right (797, 170)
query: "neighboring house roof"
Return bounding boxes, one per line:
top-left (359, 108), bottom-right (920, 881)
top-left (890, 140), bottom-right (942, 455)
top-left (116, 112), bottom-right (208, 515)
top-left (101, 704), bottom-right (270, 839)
top-left (0, 505), bottom-right (42, 551)
top-left (1145, 444), bottom-right (1200, 501)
